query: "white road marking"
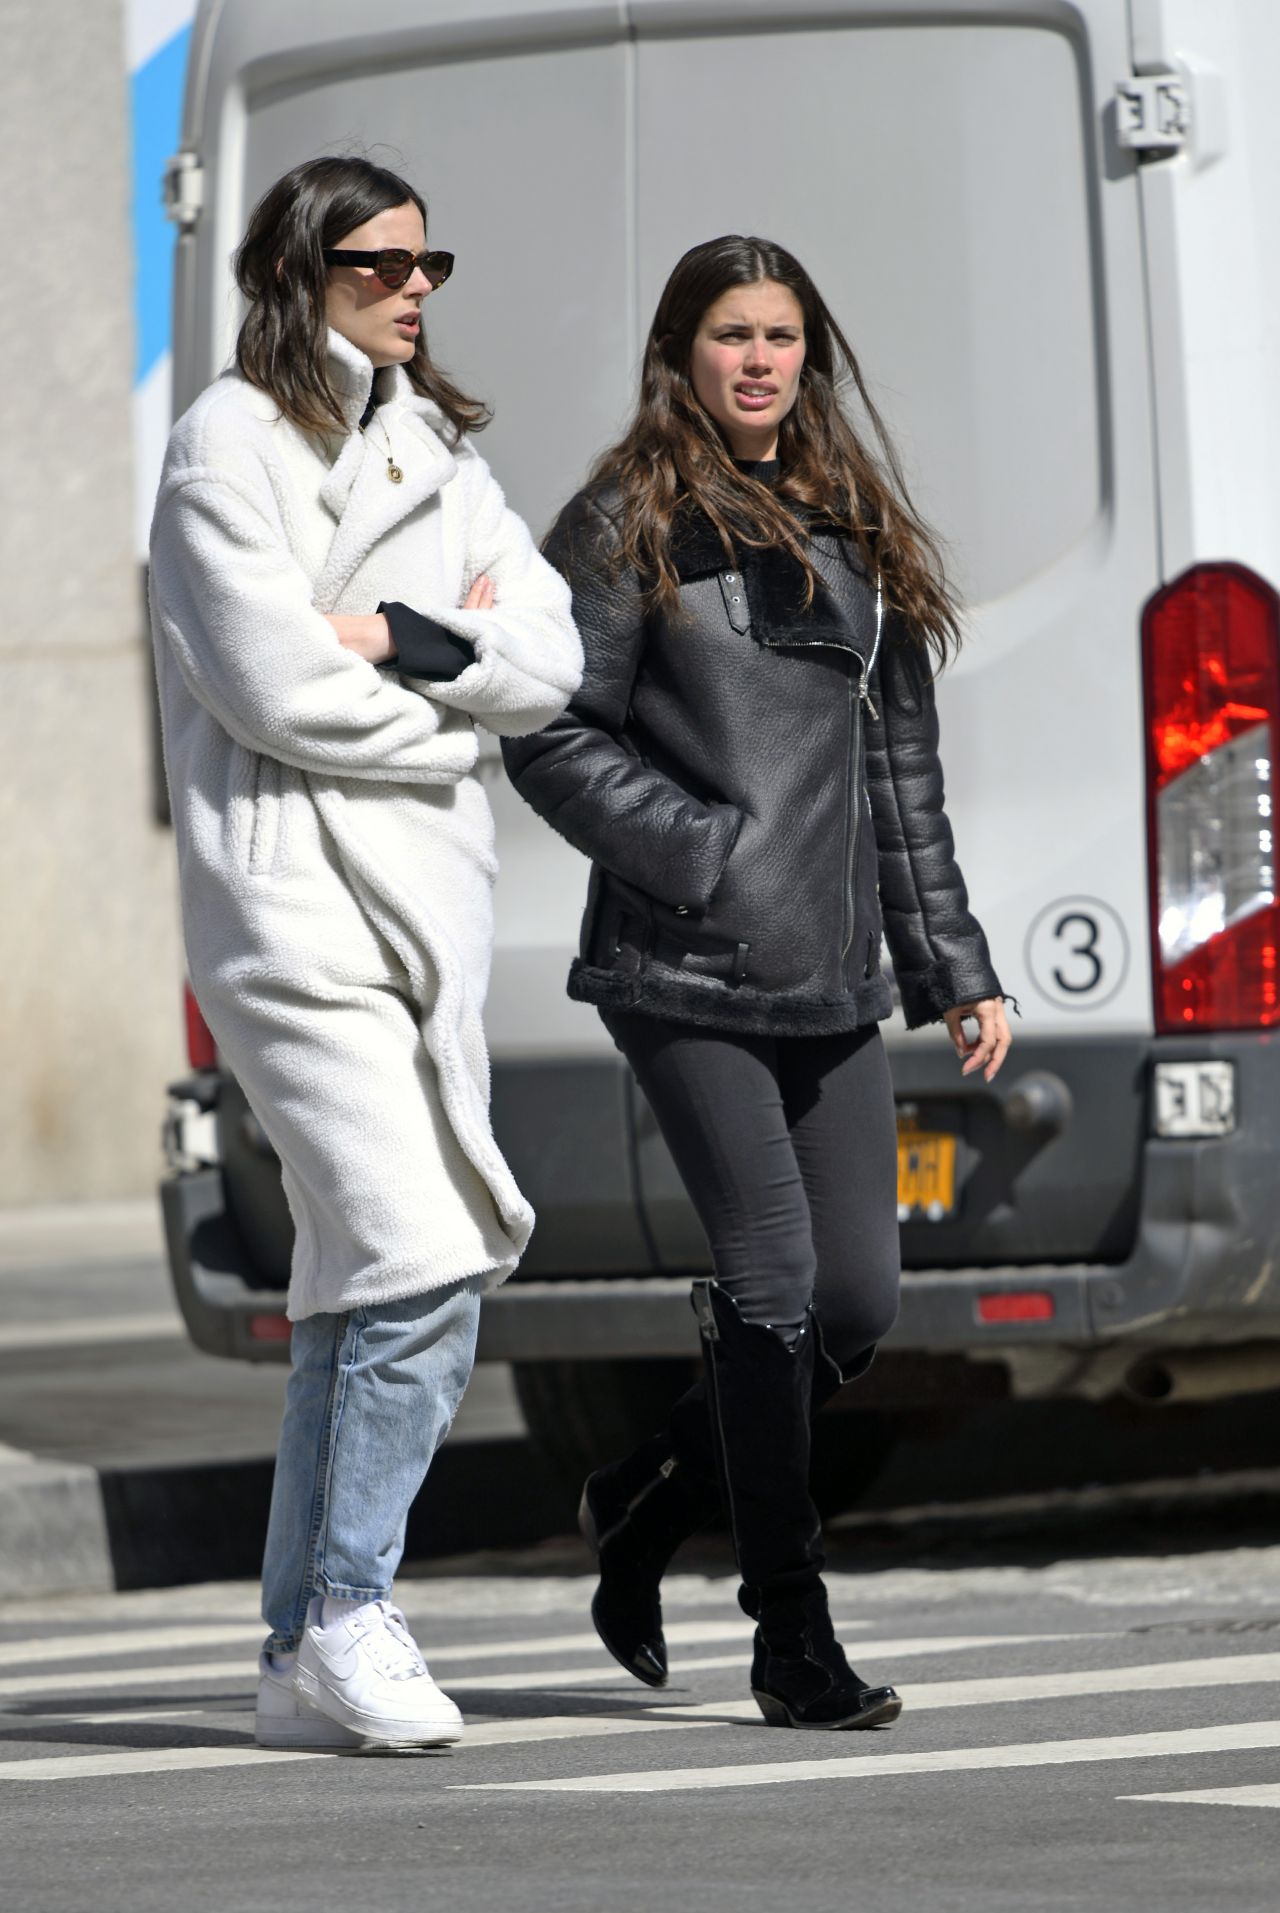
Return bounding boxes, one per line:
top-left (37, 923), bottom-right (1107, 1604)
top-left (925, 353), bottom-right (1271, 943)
top-left (0, 1663), bottom-right (259, 1702)
top-left (1121, 1784), bottom-right (1280, 1811)
top-left (446, 1635), bottom-right (1089, 1695)
top-left (441, 1620), bottom-right (770, 1660)
top-left (0, 1748), bottom-right (318, 1781)
top-left (900, 1651), bottom-right (1280, 1712)
top-left (0, 1715), bottom-right (718, 1782)
top-left (645, 1651), bottom-right (1280, 1724)
top-left (0, 1314), bottom-right (183, 1352)
top-left (0, 1624), bottom-right (264, 1670)
top-left (453, 1719), bottom-right (1280, 1794)
top-left (0, 1632), bottom-right (1080, 1703)
top-left (464, 1715), bottom-right (715, 1749)
top-left (0, 1618), bottom-right (760, 1675)
top-left (11, 1709), bottom-right (212, 1727)
top-left (16, 1646), bottom-right (1273, 1734)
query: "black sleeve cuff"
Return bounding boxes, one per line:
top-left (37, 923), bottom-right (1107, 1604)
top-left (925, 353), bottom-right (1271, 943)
top-left (378, 601), bottom-right (476, 682)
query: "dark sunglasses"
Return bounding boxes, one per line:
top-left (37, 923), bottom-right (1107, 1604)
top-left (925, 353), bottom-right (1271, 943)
top-left (322, 247), bottom-right (455, 291)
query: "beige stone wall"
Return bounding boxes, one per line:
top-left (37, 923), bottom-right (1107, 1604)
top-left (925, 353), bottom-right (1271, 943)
top-left (0, 0), bottom-right (183, 1203)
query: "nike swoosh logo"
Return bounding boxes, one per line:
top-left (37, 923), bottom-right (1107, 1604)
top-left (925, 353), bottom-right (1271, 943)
top-left (310, 1635), bottom-right (360, 1681)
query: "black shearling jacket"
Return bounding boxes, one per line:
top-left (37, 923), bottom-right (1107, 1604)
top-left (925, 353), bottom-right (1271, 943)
top-left (501, 482), bottom-right (1002, 1036)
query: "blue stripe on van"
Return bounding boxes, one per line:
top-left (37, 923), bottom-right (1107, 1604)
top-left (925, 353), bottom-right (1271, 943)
top-left (131, 25), bottom-right (191, 385)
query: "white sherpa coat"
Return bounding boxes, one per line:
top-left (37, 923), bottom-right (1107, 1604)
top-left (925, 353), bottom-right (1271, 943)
top-left (149, 330), bottom-right (582, 1320)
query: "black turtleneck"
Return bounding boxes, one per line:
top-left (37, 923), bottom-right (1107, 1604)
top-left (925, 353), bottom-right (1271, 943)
top-left (734, 456), bottom-right (780, 484)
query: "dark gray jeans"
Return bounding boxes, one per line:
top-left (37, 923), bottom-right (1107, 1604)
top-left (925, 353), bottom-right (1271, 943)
top-left (603, 1012), bottom-right (901, 1366)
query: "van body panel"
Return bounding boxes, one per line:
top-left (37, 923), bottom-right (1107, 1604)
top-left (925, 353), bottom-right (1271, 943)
top-left (1129, 0), bottom-right (1280, 589)
top-left (160, 0), bottom-right (1280, 1388)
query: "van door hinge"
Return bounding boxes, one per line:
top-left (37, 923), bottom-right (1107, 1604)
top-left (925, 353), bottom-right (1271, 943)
top-left (1115, 74), bottom-right (1190, 156)
top-left (163, 151), bottom-right (204, 229)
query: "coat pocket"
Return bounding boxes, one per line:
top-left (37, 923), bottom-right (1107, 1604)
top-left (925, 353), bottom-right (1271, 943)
top-left (246, 752), bottom-right (284, 878)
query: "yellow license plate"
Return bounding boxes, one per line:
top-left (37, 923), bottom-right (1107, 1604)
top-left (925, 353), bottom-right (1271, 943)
top-left (896, 1125), bottom-right (957, 1220)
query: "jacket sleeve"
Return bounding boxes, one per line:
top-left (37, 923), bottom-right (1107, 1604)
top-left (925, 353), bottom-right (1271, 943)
top-left (500, 491), bottom-right (743, 911)
top-left (149, 471), bottom-right (473, 785)
top-left (397, 451), bottom-right (583, 737)
top-left (865, 622), bottom-right (1004, 1027)
top-left (378, 601), bottom-right (474, 680)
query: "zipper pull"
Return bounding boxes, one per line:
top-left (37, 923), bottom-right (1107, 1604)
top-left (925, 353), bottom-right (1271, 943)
top-left (692, 1279), bottom-right (719, 1341)
top-left (860, 678), bottom-right (879, 720)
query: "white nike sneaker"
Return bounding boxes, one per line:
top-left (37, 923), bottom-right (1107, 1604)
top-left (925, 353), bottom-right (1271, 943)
top-left (293, 1597), bottom-right (464, 1749)
top-left (254, 1652), bottom-right (362, 1751)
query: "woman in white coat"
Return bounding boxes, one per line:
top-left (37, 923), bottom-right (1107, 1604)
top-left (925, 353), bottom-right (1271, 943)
top-left (149, 156), bottom-right (582, 1752)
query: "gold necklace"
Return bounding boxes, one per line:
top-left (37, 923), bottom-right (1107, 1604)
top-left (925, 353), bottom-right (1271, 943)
top-left (362, 409), bottom-right (403, 484)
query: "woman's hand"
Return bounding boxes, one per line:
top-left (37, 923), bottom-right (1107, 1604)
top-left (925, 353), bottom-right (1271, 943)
top-left (944, 998), bottom-right (1011, 1082)
top-left (328, 577), bottom-right (490, 663)
top-left (326, 613), bottom-right (394, 664)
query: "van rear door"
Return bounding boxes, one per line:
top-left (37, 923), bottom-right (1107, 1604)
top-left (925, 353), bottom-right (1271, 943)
top-left (620, 2), bottom-right (1162, 1266)
top-left (173, 0), bottom-right (1160, 1272)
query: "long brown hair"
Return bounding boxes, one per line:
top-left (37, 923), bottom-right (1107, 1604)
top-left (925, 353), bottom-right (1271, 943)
top-left (591, 235), bottom-right (960, 664)
top-left (233, 156), bottom-right (489, 444)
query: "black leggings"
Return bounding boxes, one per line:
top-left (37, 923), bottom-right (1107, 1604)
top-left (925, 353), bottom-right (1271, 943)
top-left (603, 1013), bottom-right (901, 1370)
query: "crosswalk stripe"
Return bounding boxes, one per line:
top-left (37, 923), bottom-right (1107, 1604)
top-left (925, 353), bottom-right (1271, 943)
top-left (0, 1314), bottom-right (183, 1353)
top-left (0, 1625), bottom-right (264, 1671)
top-left (25, 1643), bottom-right (1239, 1731)
top-left (439, 1619), bottom-right (781, 1661)
top-left (1121, 1784), bottom-right (1280, 1811)
top-left (448, 1634), bottom-right (1086, 1694)
top-left (891, 1651), bottom-right (1280, 1712)
top-left (0, 1662), bottom-right (260, 1702)
top-left (0, 1714), bottom-right (720, 1782)
top-left (465, 1715), bottom-right (715, 1749)
top-left (0, 1632), bottom-right (1082, 1703)
top-left (14, 1709), bottom-right (212, 1727)
top-left (5, 1649), bottom-right (1278, 1785)
top-left (0, 1748), bottom-right (319, 1781)
top-left (451, 1719), bottom-right (1280, 1794)
top-left (0, 1617), bottom-right (768, 1674)
top-left (644, 1651), bottom-right (1280, 1724)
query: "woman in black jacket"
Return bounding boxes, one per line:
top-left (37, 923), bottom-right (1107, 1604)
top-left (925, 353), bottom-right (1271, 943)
top-left (503, 235), bottom-right (1010, 1732)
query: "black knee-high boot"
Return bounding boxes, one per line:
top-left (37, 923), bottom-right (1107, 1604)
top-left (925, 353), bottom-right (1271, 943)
top-left (695, 1278), bottom-right (901, 1730)
top-left (579, 1305), bottom-right (858, 1687)
top-left (578, 1392), bottom-right (720, 1686)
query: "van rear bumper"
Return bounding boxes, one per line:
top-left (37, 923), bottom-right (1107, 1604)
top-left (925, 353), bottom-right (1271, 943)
top-left (160, 1029), bottom-right (1280, 1371)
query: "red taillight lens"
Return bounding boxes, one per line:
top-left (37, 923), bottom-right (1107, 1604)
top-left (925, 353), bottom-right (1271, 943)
top-left (976, 1291), bottom-right (1055, 1324)
top-left (184, 983), bottom-right (218, 1070)
top-left (249, 1313), bottom-right (291, 1343)
top-left (1143, 564), bottom-right (1280, 1031)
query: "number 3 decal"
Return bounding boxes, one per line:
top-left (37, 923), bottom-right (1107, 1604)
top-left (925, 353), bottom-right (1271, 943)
top-left (1026, 897), bottom-right (1130, 1010)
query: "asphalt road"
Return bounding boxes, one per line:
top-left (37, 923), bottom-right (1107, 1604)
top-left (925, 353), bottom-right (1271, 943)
top-left (3, 1522), bottom-right (1280, 1913)
top-left (5, 1202), bottom-right (1280, 1907)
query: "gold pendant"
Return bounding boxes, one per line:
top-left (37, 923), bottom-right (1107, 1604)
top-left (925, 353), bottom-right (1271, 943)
top-left (386, 461), bottom-right (404, 484)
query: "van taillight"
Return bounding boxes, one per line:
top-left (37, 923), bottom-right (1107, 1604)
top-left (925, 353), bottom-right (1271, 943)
top-left (1143, 563), bottom-right (1280, 1031)
top-left (184, 983), bottom-right (218, 1069)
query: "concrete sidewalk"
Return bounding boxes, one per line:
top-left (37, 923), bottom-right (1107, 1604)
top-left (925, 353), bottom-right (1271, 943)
top-left (0, 1199), bottom-right (573, 1599)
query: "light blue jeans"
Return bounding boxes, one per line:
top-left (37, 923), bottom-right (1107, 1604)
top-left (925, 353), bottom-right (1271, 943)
top-left (261, 1278), bottom-right (483, 1656)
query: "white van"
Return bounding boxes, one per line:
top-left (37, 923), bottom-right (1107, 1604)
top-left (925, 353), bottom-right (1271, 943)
top-left (160, 0), bottom-right (1280, 1486)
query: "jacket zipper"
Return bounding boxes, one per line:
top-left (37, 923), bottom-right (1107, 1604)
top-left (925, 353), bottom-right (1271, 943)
top-left (860, 572), bottom-right (884, 717)
top-left (842, 575), bottom-right (883, 963)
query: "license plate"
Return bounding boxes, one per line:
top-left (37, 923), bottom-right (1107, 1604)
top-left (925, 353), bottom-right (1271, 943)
top-left (897, 1122), bottom-right (957, 1221)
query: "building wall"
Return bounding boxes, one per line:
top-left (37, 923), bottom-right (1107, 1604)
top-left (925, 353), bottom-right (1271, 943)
top-left (0, 0), bottom-right (184, 1203)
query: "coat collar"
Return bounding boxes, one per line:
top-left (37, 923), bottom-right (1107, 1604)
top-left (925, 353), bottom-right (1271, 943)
top-left (311, 329), bottom-right (459, 610)
top-left (669, 504), bottom-right (872, 657)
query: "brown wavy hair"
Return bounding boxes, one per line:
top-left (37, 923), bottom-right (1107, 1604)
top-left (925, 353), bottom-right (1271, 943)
top-left (233, 155), bottom-right (489, 444)
top-left (590, 234), bottom-right (960, 664)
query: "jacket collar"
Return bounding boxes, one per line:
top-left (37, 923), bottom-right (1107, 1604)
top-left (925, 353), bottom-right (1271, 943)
top-left (668, 504), bottom-right (872, 657)
top-left (311, 329), bottom-right (459, 609)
